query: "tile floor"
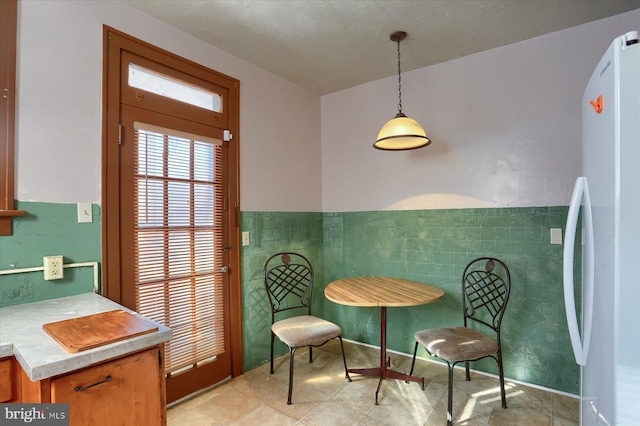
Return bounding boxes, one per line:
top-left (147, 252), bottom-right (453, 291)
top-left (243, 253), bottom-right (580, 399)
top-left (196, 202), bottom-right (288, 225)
top-left (167, 341), bottom-right (579, 426)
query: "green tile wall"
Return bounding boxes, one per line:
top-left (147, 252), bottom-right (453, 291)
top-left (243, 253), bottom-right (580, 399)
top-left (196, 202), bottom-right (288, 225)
top-left (0, 201), bottom-right (102, 308)
top-left (241, 207), bottom-right (579, 395)
top-left (3, 203), bottom-right (579, 394)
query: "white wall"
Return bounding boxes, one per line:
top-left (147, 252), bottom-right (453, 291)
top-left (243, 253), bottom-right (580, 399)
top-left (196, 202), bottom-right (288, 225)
top-left (16, 0), bottom-right (322, 212)
top-left (321, 9), bottom-right (640, 212)
top-left (16, 3), bottom-right (640, 214)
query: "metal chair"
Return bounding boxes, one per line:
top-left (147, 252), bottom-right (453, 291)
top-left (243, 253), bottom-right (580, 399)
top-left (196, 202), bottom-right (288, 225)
top-left (409, 257), bottom-right (511, 426)
top-left (263, 251), bottom-right (351, 404)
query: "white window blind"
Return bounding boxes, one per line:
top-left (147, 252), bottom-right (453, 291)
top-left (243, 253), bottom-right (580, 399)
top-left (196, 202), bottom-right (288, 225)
top-left (133, 123), bottom-right (225, 375)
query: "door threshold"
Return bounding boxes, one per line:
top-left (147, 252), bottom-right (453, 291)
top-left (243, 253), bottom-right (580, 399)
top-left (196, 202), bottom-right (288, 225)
top-left (166, 376), bottom-right (233, 409)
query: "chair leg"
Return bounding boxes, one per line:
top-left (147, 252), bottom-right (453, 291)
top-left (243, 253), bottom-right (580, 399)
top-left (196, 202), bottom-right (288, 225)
top-left (338, 337), bottom-right (351, 382)
top-left (409, 341), bottom-right (419, 376)
top-left (408, 342), bottom-right (424, 390)
top-left (269, 332), bottom-right (275, 374)
top-left (446, 362), bottom-right (455, 426)
top-left (497, 351), bottom-right (507, 409)
top-left (309, 346), bottom-right (313, 364)
top-left (465, 361), bottom-right (471, 381)
top-left (287, 347), bottom-right (297, 405)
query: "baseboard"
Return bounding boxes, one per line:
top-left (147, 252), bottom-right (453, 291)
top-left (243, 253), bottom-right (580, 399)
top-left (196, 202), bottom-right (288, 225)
top-left (342, 338), bottom-right (579, 400)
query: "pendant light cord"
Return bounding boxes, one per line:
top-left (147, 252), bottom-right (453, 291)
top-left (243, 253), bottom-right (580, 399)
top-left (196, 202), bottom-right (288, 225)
top-left (397, 38), bottom-right (403, 114)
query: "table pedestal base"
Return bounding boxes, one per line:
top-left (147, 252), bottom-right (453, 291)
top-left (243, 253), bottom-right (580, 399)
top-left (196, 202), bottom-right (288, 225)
top-left (348, 307), bottom-right (425, 404)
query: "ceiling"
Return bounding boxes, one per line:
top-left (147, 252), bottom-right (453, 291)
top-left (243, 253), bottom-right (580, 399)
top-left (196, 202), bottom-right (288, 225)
top-left (122, 0), bottom-right (640, 95)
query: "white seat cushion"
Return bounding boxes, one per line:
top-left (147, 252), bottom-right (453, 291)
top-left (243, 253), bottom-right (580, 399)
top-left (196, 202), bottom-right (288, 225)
top-left (272, 315), bottom-right (342, 347)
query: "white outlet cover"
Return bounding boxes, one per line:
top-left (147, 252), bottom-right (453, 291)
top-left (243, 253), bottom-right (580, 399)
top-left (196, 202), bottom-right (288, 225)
top-left (43, 255), bottom-right (64, 280)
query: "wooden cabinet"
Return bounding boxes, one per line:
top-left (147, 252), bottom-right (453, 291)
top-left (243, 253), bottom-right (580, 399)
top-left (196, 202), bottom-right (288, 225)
top-left (17, 346), bottom-right (166, 426)
top-left (0, 357), bottom-right (21, 403)
top-left (0, 357), bottom-right (14, 402)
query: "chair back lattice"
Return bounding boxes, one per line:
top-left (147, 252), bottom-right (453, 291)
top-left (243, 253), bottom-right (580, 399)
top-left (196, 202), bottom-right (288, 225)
top-left (462, 257), bottom-right (511, 332)
top-left (263, 252), bottom-right (314, 318)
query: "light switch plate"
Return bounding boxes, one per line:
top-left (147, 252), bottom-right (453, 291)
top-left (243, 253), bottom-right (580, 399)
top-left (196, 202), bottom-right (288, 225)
top-left (242, 232), bottom-right (250, 246)
top-left (77, 203), bottom-right (93, 223)
top-left (550, 228), bottom-right (563, 245)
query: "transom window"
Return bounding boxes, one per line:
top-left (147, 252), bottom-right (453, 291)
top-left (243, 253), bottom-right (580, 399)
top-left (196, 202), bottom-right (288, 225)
top-left (128, 63), bottom-right (222, 113)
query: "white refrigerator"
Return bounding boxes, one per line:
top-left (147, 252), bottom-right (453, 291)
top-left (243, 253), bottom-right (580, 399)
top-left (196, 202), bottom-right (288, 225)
top-left (563, 31), bottom-right (640, 426)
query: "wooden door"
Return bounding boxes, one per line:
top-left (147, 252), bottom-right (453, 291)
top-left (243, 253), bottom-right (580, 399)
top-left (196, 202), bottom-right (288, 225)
top-left (102, 28), bottom-right (243, 404)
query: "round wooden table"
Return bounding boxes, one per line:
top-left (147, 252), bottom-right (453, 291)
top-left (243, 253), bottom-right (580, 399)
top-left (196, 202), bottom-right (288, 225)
top-left (325, 276), bottom-right (445, 404)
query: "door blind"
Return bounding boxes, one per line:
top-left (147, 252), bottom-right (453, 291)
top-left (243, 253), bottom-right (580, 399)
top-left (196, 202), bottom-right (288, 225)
top-left (133, 123), bottom-right (225, 375)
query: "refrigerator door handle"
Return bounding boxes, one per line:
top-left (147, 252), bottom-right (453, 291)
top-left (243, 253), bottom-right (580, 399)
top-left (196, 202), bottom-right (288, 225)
top-left (563, 177), bottom-right (595, 366)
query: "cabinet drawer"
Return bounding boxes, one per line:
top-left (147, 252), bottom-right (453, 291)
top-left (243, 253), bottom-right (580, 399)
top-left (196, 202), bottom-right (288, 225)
top-left (51, 348), bottom-right (161, 426)
top-left (0, 357), bottom-right (12, 402)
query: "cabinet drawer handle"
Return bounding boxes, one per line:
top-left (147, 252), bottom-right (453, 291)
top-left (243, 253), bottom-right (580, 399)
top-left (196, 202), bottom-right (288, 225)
top-left (74, 375), bottom-right (112, 392)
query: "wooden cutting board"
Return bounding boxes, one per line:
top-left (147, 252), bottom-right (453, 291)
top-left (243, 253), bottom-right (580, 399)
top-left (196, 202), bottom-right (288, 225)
top-left (43, 310), bottom-right (158, 353)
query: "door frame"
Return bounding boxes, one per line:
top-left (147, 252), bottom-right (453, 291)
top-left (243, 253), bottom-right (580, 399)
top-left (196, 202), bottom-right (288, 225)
top-left (101, 26), bottom-right (243, 379)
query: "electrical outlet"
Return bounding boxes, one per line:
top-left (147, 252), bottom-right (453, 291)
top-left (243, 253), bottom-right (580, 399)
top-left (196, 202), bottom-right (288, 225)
top-left (550, 228), bottom-right (563, 245)
top-left (43, 255), bottom-right (64, 280)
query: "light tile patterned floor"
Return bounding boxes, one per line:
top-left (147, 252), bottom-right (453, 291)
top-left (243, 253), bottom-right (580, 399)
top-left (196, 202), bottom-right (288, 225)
top-left (168, 341), bottom-right (579, 426)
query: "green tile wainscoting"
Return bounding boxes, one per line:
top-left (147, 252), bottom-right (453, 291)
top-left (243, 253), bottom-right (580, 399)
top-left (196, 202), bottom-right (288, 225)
top-left (241, 207), bottom-right (579, 396)
top-left (0, 201), bottom-right (101, 308)
top-left (1, 203), bottom-right (579, 395)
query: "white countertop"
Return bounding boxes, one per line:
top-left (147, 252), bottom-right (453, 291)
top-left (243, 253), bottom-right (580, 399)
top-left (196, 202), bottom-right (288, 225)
top-left (0, 292), bottom-right (172, 381)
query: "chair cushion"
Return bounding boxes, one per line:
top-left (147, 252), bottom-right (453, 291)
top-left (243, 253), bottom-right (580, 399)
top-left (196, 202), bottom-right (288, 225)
top-left (272, 315), bottom-right (342, 348)
top-left (415, 327), bottom-right (498, 363)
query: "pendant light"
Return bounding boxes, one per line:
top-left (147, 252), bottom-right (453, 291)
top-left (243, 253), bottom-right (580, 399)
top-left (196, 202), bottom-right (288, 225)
top-left (374, 31), bottom-right (431, 151)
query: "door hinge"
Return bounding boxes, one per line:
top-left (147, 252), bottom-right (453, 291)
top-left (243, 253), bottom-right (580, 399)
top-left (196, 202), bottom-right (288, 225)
top-left (224, 129), bottom-right (232, 142)
top-left (223, 198), bottom-right (228, 210)
top-left (235, 204), bottom-right (240, 227)
top-left (118, 124), bottom-right (122, 145)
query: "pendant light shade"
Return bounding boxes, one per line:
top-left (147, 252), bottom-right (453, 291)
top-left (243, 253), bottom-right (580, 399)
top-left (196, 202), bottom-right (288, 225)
top-left (374, 31), bottom-right (431, 151)
top-left (375, 112), bottom-right (430, 150)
